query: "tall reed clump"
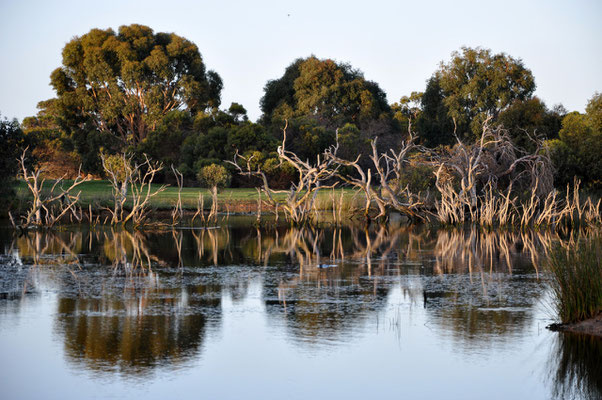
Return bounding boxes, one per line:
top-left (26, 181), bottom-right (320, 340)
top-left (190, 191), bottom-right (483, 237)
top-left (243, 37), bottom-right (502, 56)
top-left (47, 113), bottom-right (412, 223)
top-left (547, 236), bottom-right (602, 324)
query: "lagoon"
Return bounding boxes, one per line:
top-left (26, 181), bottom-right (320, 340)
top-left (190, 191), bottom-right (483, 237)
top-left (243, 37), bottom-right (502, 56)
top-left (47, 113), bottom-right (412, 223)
top-left (0, 221), bottom-right (600, 399)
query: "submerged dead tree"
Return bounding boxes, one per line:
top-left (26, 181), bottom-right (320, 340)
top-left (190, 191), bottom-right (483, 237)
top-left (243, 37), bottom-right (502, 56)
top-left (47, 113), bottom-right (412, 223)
top-left (228, 120), bottom-right (340, 225)
top-left (101, 153), bottom-right (165, 227)
top-left (230, 118), bottom-right (598, 228)
top-left (326, 133), bottom-right (424, 222)
top-left (430, 119), bottom-right (557, 226)
top-left (170, 165), bottom-right (184, 226)
top-left (11, 149), bottom-right (90, 229)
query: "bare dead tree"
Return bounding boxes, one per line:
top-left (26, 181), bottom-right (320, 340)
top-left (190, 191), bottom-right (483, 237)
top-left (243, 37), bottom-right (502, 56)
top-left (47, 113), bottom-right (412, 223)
top-left (170, 165), bottom-right (183, 226)
top-left (101, 153), bottom-right (166, 227)
top-left (368, 137), bottom-right (425, 220)
top-left (191, 193), bottom-right (206, 226)
top-left (207, 186), bottom-right (219, 223)
top-left (12, 149), bottom-right (90, 229)
top-left (326, 132), bottom-right (424, 222)
top-left (431, 119), bottom-right (556, 225)
top-left (227, 120), bottom-right (340, 225)
top-left (326, 145), bottom-right (383, 220)
top-left (255, 187), bottom-right (262, 226)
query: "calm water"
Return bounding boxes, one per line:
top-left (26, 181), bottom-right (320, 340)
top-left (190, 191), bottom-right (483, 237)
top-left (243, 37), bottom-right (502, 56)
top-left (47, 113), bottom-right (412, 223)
top-left (0, 220), bottom-right (600, 399)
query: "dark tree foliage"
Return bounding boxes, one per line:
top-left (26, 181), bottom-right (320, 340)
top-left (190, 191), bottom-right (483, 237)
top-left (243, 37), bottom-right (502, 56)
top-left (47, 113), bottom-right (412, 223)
top-left (415, 77), bottom-right (455, 147)
top-left (21, 99), bottom-right (87, 178)
top-left (261, 56), bottom-right (390, 128)
top-left (227, 123), bottom-right (275, 152)
top-left (178, 106), bottom-right (276, 183)
top-left (496, 97), bottom-right (564, 153)
top-left (49, 24), bottom-right (222, 149)
top-left (260, 56), bottom-right (397, 162)
top-left (0, 114), bottom-right (24, 209)
top-left (137, 109), bottom-right (193, 175)
top-left (260, 58), bottom-right (304, 123)
top-left (282, 118), bottom-right (337, 161)
top-left (228, 102), bottom-right (248, 122)
top-left (548, 94), bottom-right (602, 190)
top-left (30, 98), bottom-right (113, 175)
top-left (391, 92), bottom-right (421, 134)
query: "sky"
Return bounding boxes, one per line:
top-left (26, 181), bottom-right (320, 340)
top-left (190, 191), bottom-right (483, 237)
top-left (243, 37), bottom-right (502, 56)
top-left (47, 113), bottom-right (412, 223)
top-left (0, 0), bottom-right (601, 123)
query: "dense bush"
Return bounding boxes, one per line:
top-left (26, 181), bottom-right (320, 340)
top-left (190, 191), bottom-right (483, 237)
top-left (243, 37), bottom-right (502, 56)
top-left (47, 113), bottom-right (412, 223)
top-left (396, 161), bottom-right (437, 196)
top-left (547, 94), bottom-right (602, 190)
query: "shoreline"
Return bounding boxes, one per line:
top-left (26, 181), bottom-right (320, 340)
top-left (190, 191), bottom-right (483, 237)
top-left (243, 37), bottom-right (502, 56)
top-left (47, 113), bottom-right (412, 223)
top-left (548, 313), bottom-right (602, 337)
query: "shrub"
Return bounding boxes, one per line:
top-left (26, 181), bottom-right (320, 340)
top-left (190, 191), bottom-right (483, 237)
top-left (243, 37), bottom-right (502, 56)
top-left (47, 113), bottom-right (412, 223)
top-left (397, 162), bottom-right (437, 194)
top-left (197, 164), bottom-right (231, 191)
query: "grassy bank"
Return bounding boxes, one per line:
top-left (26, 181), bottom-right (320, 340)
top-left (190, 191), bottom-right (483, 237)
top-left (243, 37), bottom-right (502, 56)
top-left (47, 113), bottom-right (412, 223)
top-left (13, 180), bottom-right (363, 212)
top-left (548, 236), bottom-right (602, 324)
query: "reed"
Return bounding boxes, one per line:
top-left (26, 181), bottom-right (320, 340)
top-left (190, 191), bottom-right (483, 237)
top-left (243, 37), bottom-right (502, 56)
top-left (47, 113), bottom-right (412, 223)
top-left (433, 174), bottom-right (601, 230)
top-left (547, 236), bottom-right (602, 324)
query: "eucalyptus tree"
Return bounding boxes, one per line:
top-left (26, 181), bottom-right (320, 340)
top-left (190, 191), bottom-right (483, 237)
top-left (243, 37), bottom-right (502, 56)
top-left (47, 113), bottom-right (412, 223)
top-left (261, 56), bottom-right (391, 128)
top-left (496, 97), bottom-right (564, 152)
top-left (260, 56), bottom-right (395, 161)
top-left (49, 24), bottom-right (222, 148)
top-left (427, 47), bottom-right (536, 141)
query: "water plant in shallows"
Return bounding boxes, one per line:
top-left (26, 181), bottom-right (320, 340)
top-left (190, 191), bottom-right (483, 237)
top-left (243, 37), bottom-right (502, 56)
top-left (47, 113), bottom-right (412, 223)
top-left (547, 236), bottom-right (602, 324)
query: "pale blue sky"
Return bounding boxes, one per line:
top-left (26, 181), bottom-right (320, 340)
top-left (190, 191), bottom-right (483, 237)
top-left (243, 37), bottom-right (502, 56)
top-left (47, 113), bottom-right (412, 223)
top-left (1, 0), bottom-right (600, 122)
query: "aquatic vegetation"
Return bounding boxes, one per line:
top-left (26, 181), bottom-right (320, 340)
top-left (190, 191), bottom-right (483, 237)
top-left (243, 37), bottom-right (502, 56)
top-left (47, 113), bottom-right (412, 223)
top-left (547, 236), bottom-right (602, 324)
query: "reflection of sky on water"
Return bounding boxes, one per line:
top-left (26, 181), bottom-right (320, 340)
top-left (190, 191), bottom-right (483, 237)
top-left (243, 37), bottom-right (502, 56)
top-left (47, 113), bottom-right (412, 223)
top-left (0, 223), bottom-right (600, 399)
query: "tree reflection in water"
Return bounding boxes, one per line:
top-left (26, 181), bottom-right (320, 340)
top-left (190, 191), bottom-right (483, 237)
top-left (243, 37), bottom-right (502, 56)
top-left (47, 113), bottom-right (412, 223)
top-left (56, 297), bottom-right (212, 376)
top-left (54, 229), bottom-right (223, 376)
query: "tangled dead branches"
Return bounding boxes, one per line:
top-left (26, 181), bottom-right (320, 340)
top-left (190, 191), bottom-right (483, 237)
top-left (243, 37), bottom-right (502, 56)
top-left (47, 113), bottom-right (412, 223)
top-left (228, 120), bottom-right (340, 225)
top-left (10, 148), bottom-right (90, 230)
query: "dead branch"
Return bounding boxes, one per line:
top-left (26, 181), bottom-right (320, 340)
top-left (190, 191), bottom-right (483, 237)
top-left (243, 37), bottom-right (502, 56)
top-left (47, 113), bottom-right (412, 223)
top-left (170, 165), bottom-right (183, 226)
top-left (227, 120), bottom-right (340, 225)
top-left (101, 153), bottom-right (166, 228)
top-left (325, 130), bottom-right (424, 222)
top-left (15, 148), bottom-right (90, 229)
top-left (431, 120), bottom-right (556, 226)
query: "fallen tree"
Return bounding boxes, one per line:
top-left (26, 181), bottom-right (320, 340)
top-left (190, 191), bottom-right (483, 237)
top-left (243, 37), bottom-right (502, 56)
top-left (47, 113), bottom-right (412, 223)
top-left (325, 134), bottom-right (425, 222)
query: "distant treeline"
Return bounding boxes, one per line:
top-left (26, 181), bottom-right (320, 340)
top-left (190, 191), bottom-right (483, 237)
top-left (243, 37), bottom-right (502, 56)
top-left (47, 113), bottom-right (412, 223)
top-left (1, 24), bottom-right (600, 197)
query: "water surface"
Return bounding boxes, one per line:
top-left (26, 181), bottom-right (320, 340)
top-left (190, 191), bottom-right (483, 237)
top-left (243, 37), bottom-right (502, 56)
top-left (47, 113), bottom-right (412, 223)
top-left (0, 221), bottom-right (600, 399)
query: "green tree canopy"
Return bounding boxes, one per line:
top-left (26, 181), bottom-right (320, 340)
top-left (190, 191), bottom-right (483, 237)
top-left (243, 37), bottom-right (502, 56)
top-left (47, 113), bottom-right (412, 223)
top-left (547, 93), bottom-right (602, 190)
top-left (259, 56), bottom-right (397, 163)
top-left (434, 47), bottom-right (536, 140)
top-left (260, 56), bottom-right (391, 128)
top-left (197, 164), bottom-right (231, 191)
top-left (49, 24), bottom-right (222, 147)
top-left (496, 97), bottom-right (564, 152)
top-left (391, 91), bottom-right (422, 135)
top-left (585, 92), bottom-right (602, 132)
